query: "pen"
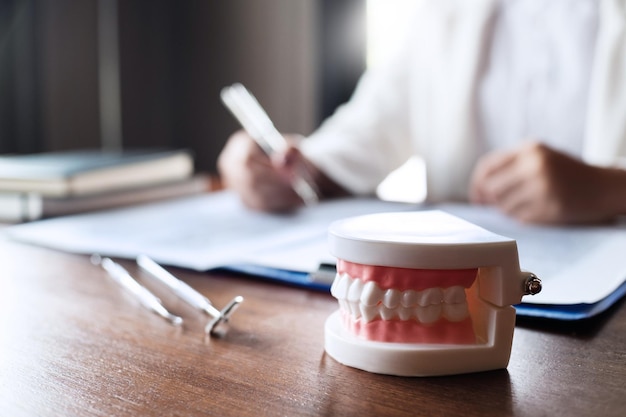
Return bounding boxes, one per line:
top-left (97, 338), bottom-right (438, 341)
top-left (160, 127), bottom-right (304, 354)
top-left (91, 254), bottom-right (183, 326)
top-left (220, 82), bottom-right (320, 206)
top-left (136, 254), bottom-right (243, 334)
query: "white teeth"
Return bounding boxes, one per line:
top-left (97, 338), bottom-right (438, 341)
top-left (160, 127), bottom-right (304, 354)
top-left (331, 273), bottom-right (470, 324)
top-left (401, 289), bottom-right (418, 307)
top-left (360, 281), bottom-right (383, 307)
top-left (418, 288), bottom-right (444, 306)
top-left (360, 305), bottom-right (379, 322)
top-left (443, 286), bottom-right (466, 304)
top-left (347, 278), bottom-right (364, 303)
top-left (383, 289), bottom-right (401, 308)
top-left (443, 303), bottom-right (469, 322)
top-left (349, 301), bottom-right (361, 318)
top-left (417, 304), bottom-right (442, 324)
top-left (380, 306), bottom-right (396, 321)
top-left (331, 274), bottom-right (350, 299)
top-left (397, 306), bottom-right (413, 320)
top-left (330, 274), bottom-right (341, 296)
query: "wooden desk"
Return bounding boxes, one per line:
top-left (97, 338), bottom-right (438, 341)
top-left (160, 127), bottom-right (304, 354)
top-left (0, 238), bottom-right (624, 417)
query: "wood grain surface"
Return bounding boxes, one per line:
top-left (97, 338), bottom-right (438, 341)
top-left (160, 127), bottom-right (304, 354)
top-left (0, 238), bottom-right (624, 417)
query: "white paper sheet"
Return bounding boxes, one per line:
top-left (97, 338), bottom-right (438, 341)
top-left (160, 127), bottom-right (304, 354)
top-left (3, 191), bottom-right (411, 271)
top-left (4, 191), bottom-right (626, 306)
top-left (438, 204), bottom-right (626, 305)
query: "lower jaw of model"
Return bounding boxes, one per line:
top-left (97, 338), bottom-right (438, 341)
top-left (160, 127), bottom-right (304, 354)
top-left (331, 260), bottom-right (478, 344)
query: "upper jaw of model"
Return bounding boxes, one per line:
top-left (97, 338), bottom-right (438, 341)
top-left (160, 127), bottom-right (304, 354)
top-left (331, 260), bottom-right (478, 344)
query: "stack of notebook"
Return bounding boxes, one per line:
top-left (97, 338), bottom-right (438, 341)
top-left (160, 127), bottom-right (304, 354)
top-left (0, 149), bottom-right (209, 222)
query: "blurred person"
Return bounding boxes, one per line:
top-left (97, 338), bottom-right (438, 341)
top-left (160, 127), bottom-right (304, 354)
top-left (218, 0), bottom-right (626, 224)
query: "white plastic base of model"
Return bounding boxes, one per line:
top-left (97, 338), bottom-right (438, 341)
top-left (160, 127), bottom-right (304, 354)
top-left (324, 302), bottom-right (517, 377)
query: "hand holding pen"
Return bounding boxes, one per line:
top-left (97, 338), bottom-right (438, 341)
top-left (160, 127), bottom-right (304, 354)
top-left (219, 83), bottom-right (321, 211)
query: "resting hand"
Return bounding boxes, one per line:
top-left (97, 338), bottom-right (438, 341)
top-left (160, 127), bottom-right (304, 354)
top-left (469, 141), bottom-right (626, 224)
top-left (217, 130), bottom-right (312, 212)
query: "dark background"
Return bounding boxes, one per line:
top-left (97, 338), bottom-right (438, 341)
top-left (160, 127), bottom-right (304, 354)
top-left (0, 0), bottom-right (366, 173)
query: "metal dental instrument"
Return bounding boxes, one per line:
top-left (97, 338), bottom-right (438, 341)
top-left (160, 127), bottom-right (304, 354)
top-left (136, 254), bottom-right (243, 335)
top-left (204, 295), bottom-right (244, 335)
top-left (91, 254), bottom-right (183, 326)
top-left (220, 82), bottom-right (320, 206)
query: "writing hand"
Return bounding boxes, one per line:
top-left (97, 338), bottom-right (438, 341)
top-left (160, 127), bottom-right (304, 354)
top-left (217, 130), bottom-right (312, 212)
top-left (469, 141), bottom-right (623, 224)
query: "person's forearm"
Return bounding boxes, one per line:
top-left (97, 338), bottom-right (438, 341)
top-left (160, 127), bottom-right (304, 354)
top-left (597, 167), bottom-right (626, 219)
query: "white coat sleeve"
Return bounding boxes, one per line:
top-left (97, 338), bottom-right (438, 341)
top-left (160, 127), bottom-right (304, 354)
top-left (300, 35), bottom-right (416, 195)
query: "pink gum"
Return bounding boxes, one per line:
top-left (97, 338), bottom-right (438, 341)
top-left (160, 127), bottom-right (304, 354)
top-left (343, 313), bottom-right (477, 344)
top-left (337, 260), bottom-right (478, 292)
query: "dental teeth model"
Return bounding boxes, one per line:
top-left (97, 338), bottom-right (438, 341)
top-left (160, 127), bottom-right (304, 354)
top-left (331, 262), bottom-right (477, 344)
top-left (324, 211), bottom-right (541, 377)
